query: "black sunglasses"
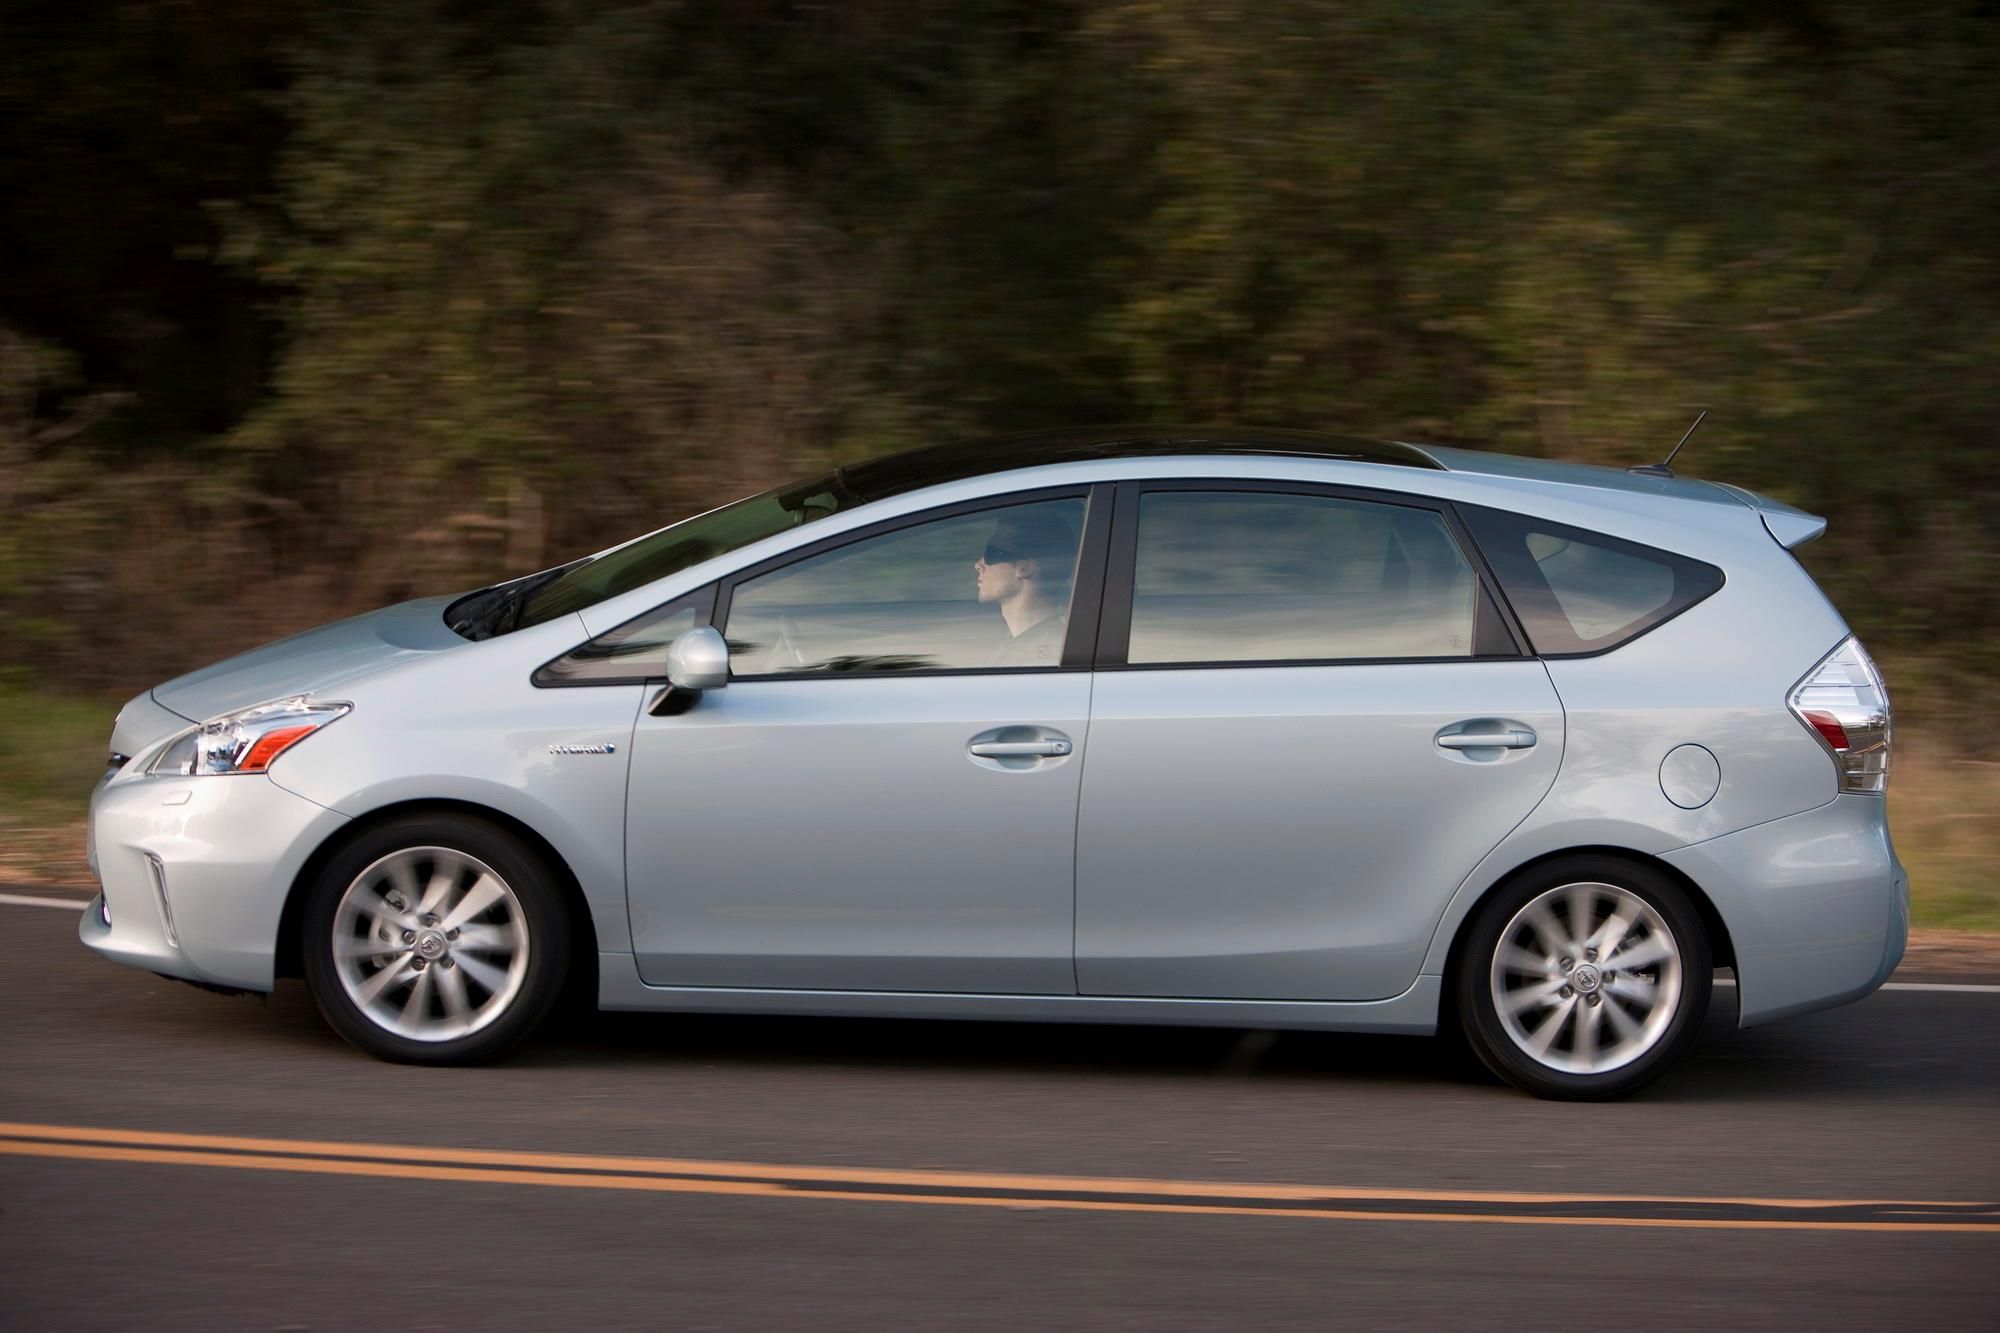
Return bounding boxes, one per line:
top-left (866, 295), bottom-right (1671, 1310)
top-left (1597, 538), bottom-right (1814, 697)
top-left (982, 542), bottom-right (1026, 565)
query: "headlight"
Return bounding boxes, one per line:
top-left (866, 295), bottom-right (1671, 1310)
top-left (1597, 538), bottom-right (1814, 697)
top-left (149, 696), bottom-right (352, 776)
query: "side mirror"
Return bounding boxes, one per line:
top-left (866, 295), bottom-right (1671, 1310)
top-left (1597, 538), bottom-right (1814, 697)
top-left (651, 626), bottom-right (730, 715)
top-left (666, 624), bottom-right (730, 690)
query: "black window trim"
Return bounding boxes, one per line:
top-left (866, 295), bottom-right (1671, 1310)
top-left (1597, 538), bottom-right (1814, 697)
top-left (705, 483), bottom-right (1114, 683)
top-left (542, 477), bottom-right (1722, 685)
top-left (1091, 478), bottom-right (1529, 673)
top-left (1454, 502), bottom-right (1727, 659)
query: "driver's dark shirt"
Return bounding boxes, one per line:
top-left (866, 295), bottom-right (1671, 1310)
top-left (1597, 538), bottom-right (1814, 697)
top-left (993, 612), bottom-right (1067, 667)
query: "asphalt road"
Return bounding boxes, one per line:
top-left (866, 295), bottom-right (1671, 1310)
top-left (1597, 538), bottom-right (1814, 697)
top-left (3, 892), bottom-right (1996, 1331)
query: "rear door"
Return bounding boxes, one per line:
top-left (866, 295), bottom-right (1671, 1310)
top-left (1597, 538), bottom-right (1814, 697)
top-left (1074, 482), bottom-right (1564, 1002)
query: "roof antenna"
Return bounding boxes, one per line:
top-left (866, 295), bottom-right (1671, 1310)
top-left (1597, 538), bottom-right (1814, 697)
top-left (1629, 409), bottom-right (1707, 479)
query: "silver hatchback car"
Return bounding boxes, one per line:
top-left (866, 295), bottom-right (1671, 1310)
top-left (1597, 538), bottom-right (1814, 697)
top-left (83, 428), bottom-right (1904, 1098)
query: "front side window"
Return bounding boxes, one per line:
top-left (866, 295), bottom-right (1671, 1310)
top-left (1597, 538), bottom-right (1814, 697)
top-left (532, 595), bottom-right (707, 686)
top-left (725, 497), bottom-right (1088, 676)
top-left (1459, 506), bottom-right (1723, 655)
top-left (1125, 491), bottom-right (1485, 665)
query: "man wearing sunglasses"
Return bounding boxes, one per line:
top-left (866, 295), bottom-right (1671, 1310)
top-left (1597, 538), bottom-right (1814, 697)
top-left (974, 508), bottom-right (1079, 667)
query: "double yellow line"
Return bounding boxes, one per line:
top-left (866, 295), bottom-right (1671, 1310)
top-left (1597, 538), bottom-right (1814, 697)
top-left (2, 1121), bottom-right (1994, 1234)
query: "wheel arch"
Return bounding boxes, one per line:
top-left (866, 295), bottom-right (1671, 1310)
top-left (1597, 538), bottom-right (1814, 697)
top-left (275, 799), bottom-right (601, 1006)
top-left (1435, 845), bottom-right (1736, 1018)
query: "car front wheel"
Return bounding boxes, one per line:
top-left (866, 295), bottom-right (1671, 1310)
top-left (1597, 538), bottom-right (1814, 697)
top-left (1456, 857), bottom-right (1711, 1100)
top-left (301, 814), bottom-right (570, 1064)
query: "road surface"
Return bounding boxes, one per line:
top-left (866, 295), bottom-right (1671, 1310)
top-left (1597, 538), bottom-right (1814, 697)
top-left (2, 890), bottom-right (1995, 1330)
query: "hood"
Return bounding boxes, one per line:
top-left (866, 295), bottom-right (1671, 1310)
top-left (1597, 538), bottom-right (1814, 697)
top-left (151, 595), bottom-right (467, 725)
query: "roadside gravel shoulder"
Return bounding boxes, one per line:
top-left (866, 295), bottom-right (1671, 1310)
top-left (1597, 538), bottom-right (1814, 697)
top-left (1898, 929), bottom-right (2000, 979)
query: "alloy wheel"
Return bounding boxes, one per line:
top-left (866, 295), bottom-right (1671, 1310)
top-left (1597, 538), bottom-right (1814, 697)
top-left (1488, 881), bottom-right (1684, 1076)
top-left (330, 846), bottom-right (530, 1043)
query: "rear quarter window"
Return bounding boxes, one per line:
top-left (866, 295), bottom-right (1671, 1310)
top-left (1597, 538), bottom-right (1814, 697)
top-left (1460, 506), bottom-right (1723, 655)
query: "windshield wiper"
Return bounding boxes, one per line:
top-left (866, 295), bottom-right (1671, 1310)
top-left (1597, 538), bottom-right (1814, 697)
top-left (445, 564), bottom-right (581, 641)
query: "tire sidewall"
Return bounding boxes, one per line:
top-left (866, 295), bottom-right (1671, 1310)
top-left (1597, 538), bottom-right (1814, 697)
top-left (1456, 856), bottom-right (1712, 1100)
top-left (301, 814), bottom-right (570, 1064)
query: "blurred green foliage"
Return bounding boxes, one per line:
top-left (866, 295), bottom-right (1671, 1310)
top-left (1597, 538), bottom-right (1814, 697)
top-left (0, 684), bottom-right (107, 815)
top-left (1, 0), bottom-right (1996, 724)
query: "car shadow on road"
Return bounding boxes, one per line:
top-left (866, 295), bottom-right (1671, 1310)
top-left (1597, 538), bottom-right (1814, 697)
top-left (116, 969), bottom-right (1996, 1107)
top-left (547, 1005), bottom-right (1475, 1088)
top-left (522, 988), bottom-right (1984, 1105)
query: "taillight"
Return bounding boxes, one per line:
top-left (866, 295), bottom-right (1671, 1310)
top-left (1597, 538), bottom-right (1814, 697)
top-left (1789, 638), bottom-right (1891, 793)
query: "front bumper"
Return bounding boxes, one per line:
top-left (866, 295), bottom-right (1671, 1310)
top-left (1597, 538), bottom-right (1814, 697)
top-left (80, 768), bottom-right (349, 991)
top-left (1663, 793), bottom-right (1908, 1027)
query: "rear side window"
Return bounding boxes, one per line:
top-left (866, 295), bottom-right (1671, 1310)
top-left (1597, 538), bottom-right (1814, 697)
top-left (1461, 506), bottom-right (1722, 655)
top-left (1123, 491), bottom-right (1502, 664)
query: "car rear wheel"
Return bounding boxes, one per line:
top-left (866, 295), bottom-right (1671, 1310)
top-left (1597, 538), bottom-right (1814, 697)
top-left (1456, 856), bottom-right (1710, 1100)
top-left (301, 814), bottom-right (570, 1064)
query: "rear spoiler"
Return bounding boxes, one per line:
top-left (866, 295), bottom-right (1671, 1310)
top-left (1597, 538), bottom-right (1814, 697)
top-left (1709, 482), bottom-right (1828, 549)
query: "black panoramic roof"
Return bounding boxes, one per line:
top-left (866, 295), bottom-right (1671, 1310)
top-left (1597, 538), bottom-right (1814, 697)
top-left (831, 426), bottom-right (1444, 504)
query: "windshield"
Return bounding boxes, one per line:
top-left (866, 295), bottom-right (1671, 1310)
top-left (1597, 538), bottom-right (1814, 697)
top-left (445, 472), bottom-right (860, 640)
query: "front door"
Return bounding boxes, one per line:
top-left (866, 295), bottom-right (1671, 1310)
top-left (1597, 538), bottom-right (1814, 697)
top-left (1074, 484), bottom-right (1564, 1002)
top-left (626, 491), bottom-right (1100, 993)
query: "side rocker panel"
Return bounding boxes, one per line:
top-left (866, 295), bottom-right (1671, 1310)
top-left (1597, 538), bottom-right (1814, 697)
top-left (597, 951), bottom-right (1444, 1034)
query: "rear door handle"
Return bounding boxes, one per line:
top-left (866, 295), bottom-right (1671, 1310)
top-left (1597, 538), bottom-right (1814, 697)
top-left (969, 739), bottom-right (1072, 758)
top-left (1436, 728), bottom-right (1537, 750)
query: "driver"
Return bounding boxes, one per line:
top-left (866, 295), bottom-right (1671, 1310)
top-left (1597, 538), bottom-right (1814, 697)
top-left (975, 509), bottom-right (1077, 667)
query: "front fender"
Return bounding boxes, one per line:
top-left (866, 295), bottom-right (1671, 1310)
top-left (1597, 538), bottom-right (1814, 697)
top-left (266, 683), bottom-right (646, 954)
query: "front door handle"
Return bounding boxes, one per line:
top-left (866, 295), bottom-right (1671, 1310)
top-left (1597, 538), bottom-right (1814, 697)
top-left (1436, 728), bottom-right (1537, 751)
top-left (969, 739), bottom-right (1072, 758)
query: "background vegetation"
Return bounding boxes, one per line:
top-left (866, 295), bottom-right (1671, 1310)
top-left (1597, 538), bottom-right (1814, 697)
top-left (2, 1), bottom-right (1995, 921)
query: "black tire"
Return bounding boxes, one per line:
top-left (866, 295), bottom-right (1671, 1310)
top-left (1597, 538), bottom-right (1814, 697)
top-left (301, 813), bottom-right (571, 1064)
top-left (1454, 855), bottom-right (1711, 1100)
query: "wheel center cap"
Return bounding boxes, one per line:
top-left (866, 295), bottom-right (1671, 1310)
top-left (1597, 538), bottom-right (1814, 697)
top-left (1571, 963), bottom-right (1602, 994)
top-left (414, 930), bottom-right (449, 961)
